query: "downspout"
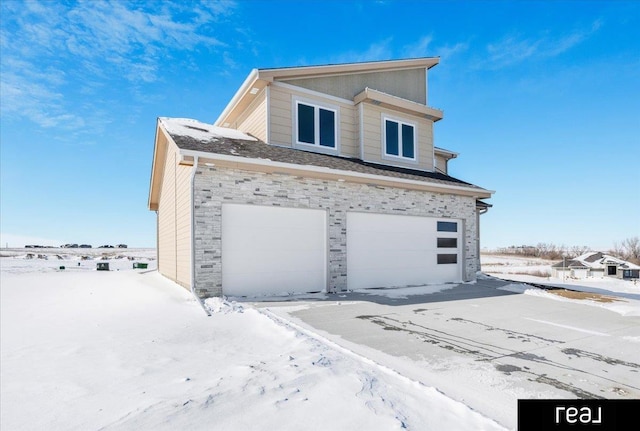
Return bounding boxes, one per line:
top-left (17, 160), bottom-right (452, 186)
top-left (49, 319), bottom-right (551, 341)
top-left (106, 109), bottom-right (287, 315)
top-left (191, 155), bottom-right (211, 316)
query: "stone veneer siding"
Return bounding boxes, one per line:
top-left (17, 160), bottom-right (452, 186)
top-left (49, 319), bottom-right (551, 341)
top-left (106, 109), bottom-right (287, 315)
top-left (193, 164), bottom-right (478, 298)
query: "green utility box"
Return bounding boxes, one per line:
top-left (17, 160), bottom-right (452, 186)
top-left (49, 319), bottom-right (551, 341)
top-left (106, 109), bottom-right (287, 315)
top-left (96, 262), bottom-right (110, 271)
top-left (133, 262), bottom-right (148, 269)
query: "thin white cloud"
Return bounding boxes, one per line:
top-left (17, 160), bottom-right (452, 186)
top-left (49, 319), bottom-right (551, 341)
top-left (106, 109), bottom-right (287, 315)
top-left (434, 42), bottom-right (469, 60)
top-left (330, 36), bottom-right (468, 66)
top-left (0, 0), bottom-right (236, 131)
top-left (486, 20), bottom-right (603, 68)
top-left (403, 36), bottom-right (469, 61)
top-left (330, 38), bottom-right (395, 64)
top-left (403, 36), bottom-right (433, 58)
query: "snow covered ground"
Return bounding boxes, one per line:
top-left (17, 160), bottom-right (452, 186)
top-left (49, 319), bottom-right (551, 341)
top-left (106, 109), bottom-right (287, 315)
top-left (2, 250), bottom-right (638, 430)
top-left (1, 250), bottom-right (504, 431)
top-left (481, 253), bottom-right (640, 300)
top-left (0, 247), bottom-right (157, 274)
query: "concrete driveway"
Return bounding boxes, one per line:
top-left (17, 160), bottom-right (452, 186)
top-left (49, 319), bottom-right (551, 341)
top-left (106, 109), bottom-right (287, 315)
top-left (252, 279), bottom-right (640, 429)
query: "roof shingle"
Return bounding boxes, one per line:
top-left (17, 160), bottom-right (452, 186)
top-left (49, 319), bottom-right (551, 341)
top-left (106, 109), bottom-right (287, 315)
top-left (163, 119), bottom-right (485, 191)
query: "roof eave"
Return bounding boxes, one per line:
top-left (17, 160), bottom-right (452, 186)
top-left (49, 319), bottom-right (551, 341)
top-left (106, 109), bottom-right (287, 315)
top-left (178, 148), bottom-right (493, 199)
top-left (213, 68), bottom-right (260, 127)
top-left (354, 87), bottom-right (444, 121)
top-left (148, 121), bottom-right (173, 211)
top-left (148, 119), bottom-right (163, 211)
top-left (258, 57), bottom-right (440, 81)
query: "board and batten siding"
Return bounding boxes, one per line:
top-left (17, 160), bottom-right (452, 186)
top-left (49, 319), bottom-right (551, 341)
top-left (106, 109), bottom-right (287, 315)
top-left (235, 88), bottom-right (267, 142)
top-left (157, 133), bottom-right (192, 289)
top-left (360, 102), bottom-right (434, 171)
top-left (268, 83), bottom-right (359, 158)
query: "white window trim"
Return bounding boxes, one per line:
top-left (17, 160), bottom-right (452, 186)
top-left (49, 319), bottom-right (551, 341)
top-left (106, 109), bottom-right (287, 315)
top-left (292, 96), bottom-right (340, 155)
top-left (276, 81), bottom-right (354, 106)
top-left (381, 114), bottom-right (418, 163)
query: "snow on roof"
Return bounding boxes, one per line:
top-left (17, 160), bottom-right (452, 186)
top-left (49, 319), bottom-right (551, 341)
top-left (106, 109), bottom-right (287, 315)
top-left (572, 252), bottom-right (640, 270)
top-left (159, 117), bottom-right (257, 142)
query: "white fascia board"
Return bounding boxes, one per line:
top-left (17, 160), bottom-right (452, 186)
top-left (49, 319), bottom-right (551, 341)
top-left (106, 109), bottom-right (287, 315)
top-left (214, 68), bottom-right (259, 126)
top-left (434, 147), bottom-right (459, 158)
top-left (258, 57), bottom-right (440, 80)
top-left (178, 148), bottom-right (494, 198)
top-left (148, 119), bottom-right (162, 209)
top-left (271, 81), bottom-right (355, 106)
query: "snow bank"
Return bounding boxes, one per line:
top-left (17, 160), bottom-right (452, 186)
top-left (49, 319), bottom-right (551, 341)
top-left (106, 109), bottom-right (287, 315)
top-left (159, 117), bottom-right (257, 142)
top-left (497, 282), bottom-right (640, 316)
top-left (204, 297), bottom-right (244, 314)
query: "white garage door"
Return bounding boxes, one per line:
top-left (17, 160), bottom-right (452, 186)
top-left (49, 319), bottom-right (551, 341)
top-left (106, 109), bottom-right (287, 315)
top-left (347, 212), bottom-right (462, 290)
top-left (222, 204), bottom-right (327, 297)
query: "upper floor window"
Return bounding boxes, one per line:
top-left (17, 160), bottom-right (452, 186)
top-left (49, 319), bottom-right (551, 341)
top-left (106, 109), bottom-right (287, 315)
top-left (295, 99), bottom-right (337, 150)
top-left (384, 117), bottom-right (415, 160)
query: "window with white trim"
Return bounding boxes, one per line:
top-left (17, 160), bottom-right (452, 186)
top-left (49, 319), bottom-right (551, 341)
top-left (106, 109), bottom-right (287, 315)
top-left (384, 117), bottom-right (415, 160)
top-left (295, 100), bottom-right (337, 149)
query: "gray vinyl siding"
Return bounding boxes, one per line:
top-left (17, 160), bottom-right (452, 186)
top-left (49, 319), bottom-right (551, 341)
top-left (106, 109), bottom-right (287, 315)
top-left (280, 68), bottom-right (427, 104)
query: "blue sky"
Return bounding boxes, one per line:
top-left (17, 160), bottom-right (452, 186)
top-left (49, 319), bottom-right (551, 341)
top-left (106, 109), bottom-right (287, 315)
top-left (1, 0), bottom-right (638, 249)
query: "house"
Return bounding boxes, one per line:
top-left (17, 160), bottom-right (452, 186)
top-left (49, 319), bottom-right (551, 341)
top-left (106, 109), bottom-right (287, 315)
top-left (148, 57), bottom-right (494, 298)
top-left (552, 252), bottom-right (640, 280)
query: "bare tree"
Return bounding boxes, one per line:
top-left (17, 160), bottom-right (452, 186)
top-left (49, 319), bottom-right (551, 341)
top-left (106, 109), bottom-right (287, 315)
top-left (609, 242), bottom-right (621, 257)
top-left (622, 237), bottom-right (640, 263)
top-left (569, 245), bottom-right (589, 258)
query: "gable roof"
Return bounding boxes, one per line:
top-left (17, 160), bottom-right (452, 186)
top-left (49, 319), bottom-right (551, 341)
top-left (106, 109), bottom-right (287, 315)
top-left (215, 57), bottom-right (440, 127)
top-left (551, 259), bottom-right (588, 269)
top-left (149, 117), bottom-right (493, 210)
top-left (582, 252), bottom-right (604, 263)
top-left (571, 251), bottom-right (640, 270)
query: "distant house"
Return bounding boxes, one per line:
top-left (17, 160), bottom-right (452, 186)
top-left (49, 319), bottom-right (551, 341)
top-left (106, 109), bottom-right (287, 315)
top-left (148, 57), bottom-right (494, 298)
top-left (552, 252), bottom-right (640, 280)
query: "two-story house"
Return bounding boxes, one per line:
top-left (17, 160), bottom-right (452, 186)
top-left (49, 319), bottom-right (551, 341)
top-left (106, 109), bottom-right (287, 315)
top-left (148, 57), bottom-right (494, 299)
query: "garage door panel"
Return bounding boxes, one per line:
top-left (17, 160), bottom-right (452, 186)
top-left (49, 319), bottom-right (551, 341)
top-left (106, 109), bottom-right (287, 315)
top-left (223, 228), bottom-right (325, 252)
top-left (349, 249), bottom-right (436, 270)
top-left (222, 204), bottom-right (327, 297)
top-left (222, 249), bottom-right (323, 273)
top-left (224, 269), bottom-right (326, 293)
top-left (347, 212), bottom-right (461, 290)
top-left (349, 231), bottom-right (438, 252)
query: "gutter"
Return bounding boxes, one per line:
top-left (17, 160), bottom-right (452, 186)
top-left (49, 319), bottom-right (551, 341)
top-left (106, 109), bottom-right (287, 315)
top-left (190, 155), bottom-right (211, 316)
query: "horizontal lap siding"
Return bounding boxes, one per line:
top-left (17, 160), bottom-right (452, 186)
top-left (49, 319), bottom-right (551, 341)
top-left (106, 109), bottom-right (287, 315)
top-left (157, 136), bottom-right (191, 290)
top-left (435, 154), bottom-right (447, 174)
top-left (269, 85), bottom-right (292, 146)
top-left (340, 107), bottom-right (357, 158)
top-left (268, 84), bottom-right (358, 157)
top-left (175, 160), bottom-right (192, 288)
top-left (157, 136), bottom-right (177, 283)
top-left (362, 103), bottom-right (434, 171)
top-left (236, 89), bottom-right (267, 141)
